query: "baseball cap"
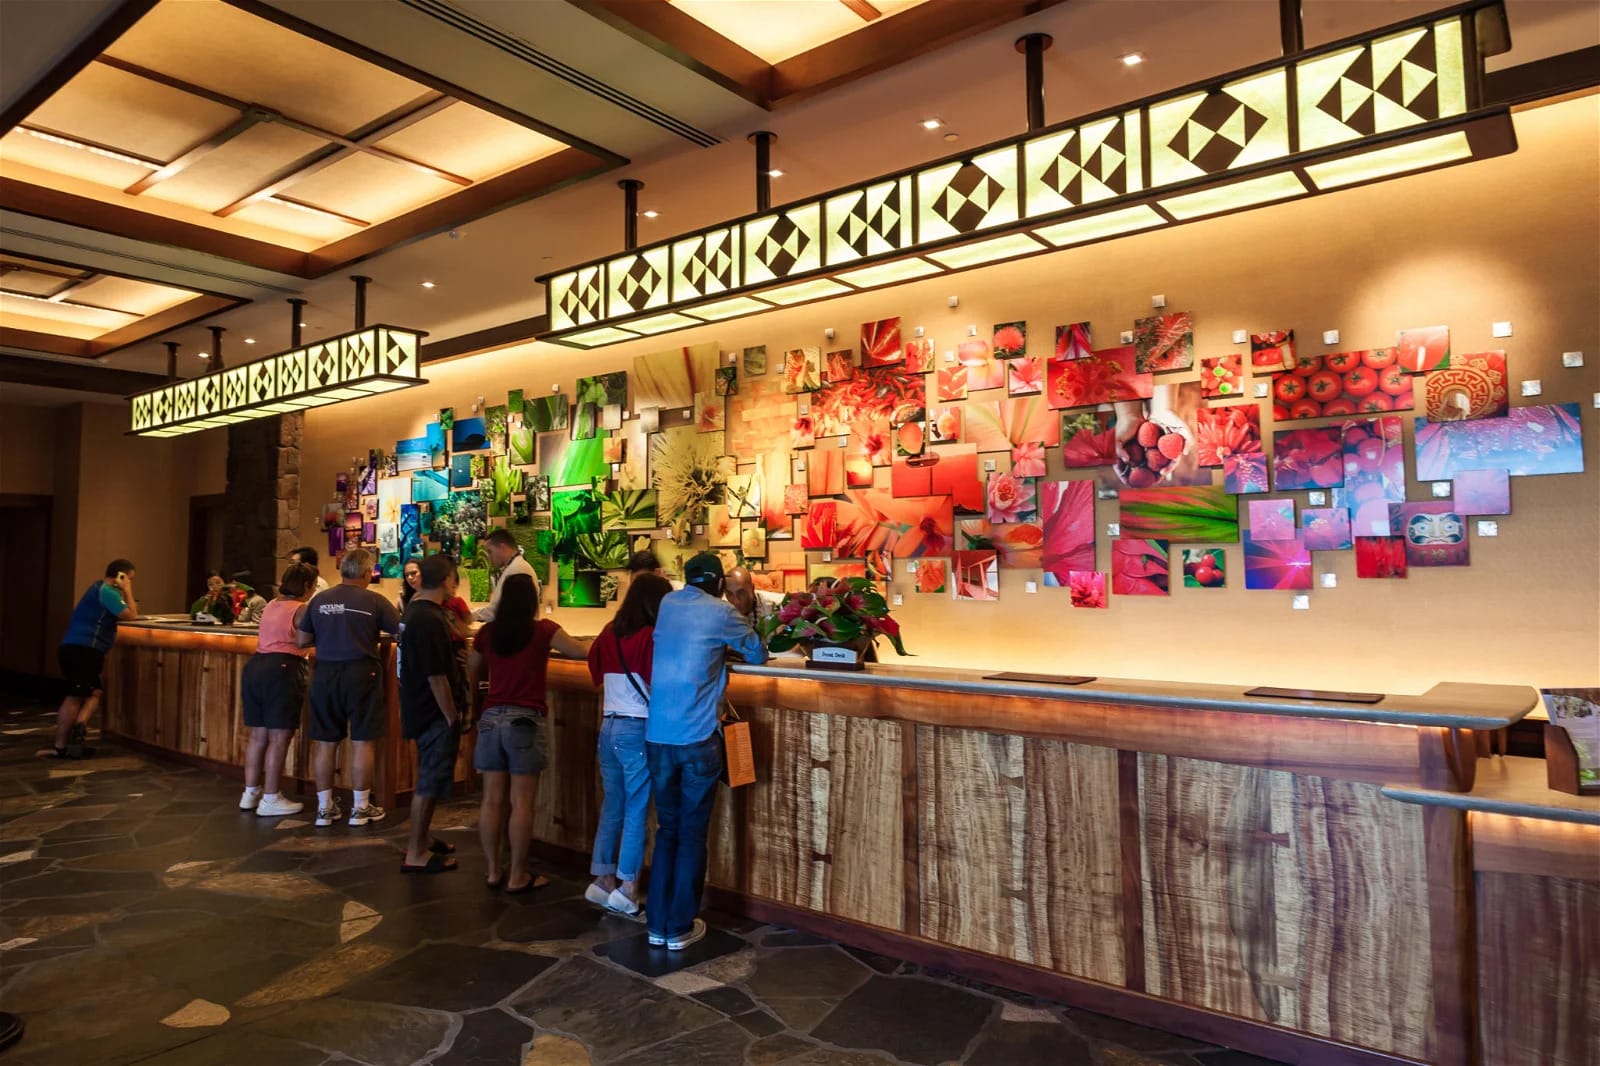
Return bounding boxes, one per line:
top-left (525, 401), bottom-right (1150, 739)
top-left (684, 551), bottom-right (724, 589)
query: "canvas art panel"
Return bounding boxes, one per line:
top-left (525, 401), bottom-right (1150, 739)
top-left (634, 342), bottom-right (719, 410)
top-left (783, 484), bottom-right (809, 515)
top-left (936, 364), bottom-right (969, 402)
top-left (1011, 441), bottom-right (1046, 478)
top-left (1271, 426), bottom-right (1346, 490)
top-left (715, 365), bottom-right (738, 397)
top-left (791, 414), bottom-right (815, 450)
top-left (811, 364), bottom-right (925, 438)
top-left (394, 436), bottom-right (430, 472)
top-left (834, 489), bottom-right (953, 559)
top-left (1069, 571), bottom-right (1108, 608)
top-left (1244, 532), bottom-right (1313, 590)
top-left (1396, 325), bottom-right (1450, 373)
top-left (1040, 479), bottom-right (1096, 584)
top-left (959, 340), bottom-right (1006, 391)
top-left (1249, 329), bottom-right (1294, 371)
top-left (1006, 355), bottom-right (1043, 396)
top-left (782, 347), bottom-right (822, 393)
top-left (992, 321), bottom-right (1027, 359)
top-left (1355, 536), bottom-right (1408, 578)
top-left (1119, 485), bottom-right (1239, 543)
top-left (802, 501), bottom-right (837, 550)
top-left (1414, 403), bottom-right (1583, 479)
top-left (450, 453), bottom-right (475, 489)
top-left (1452, 468), bottom-right (1511, 515)
top-left (952, 550), bottom-right (999, 601)
top-left (1423, 350), bottom-right (1508, 422)
top-left (1194, 404), bottom-right (1261, 468)
top-left (914, 558), bottom-right (948, 594)
top-left (1047, 345), bottom-right (1154, 410)
top-left (904, 338), bottom-right (935, 374)
top-left (1200, 354), bottom-right (1243, 398)
top-left (861, 318), bottom-right (903, 367)
top-left (694, 391), bottom-right (725, 433)
top-left (930, 445), bottom-right (985, 515)
top-left (485, 405), bottom-right (509, 452)
top-left (1247, 498), bottom-right (1296, 541)
top-left (509, 424), bottom-right (536, 466)
top-left (929, 405), bottom-right (963, 445)
top-left (1109, 384), bottom-right (1207, 488)
top-left (986, 471), bottom-right (1038, 524)
top-left (956, 518), bottom-right (1042, 569)
top-left (823, 349), bottom-right (855, 384)
top-left (1271, 350), bottom-right (1411, 421)
top-left (1054, 322), bottom-right (1091, 362)
top-left (524, 394), bottom-right (570, 433)
top-left (1134, 311), bottom-right (1194, 373)
top-left (743, 345), bottom-right (767, 376)
top-left (1111, 538), bottom-right (1169, 596)
top-left (413, 469), bottom-right (449, 503)
top-left (1390, 502), bottom-right (1470, 567)
top-left (1301, 507), bottom-right (1353, 551)
top-left (806, 448), bottom-right (846, 496)
top-left (741, 526), bottom-right (767, 559)
top-left (451, 416), bottom-right (489, 451)
top-left (706, 504), bottom-right (740, 548)
top-left (894, 420), bottom-right (926, 457)
top-left (1060, 408), bottom-right (1117, 468)
top-left (1181, 548), bottom-right (1226, 588)
top-left (1336, 416), bottom-right (1406, 535)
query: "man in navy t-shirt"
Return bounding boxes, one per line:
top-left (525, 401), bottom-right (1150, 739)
top-left (54, 559), bottom-right (138, 758)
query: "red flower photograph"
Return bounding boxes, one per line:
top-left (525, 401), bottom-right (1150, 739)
top-left (1060, 409), bottom-right (1117, 468)
top-left (1068, 570), bottom-right (1109, 608)
top-left (1111, 538), bottom-right (1170, 596)
top-left (861, 318), bottom-right (904, 367)
top-left (992, 321), bottom-right (1027, 359)
top-left (960, 339), bottom-right (1006, 391)
top-left (1396, 325), bottom-right (1450, 373)
top-left (904, 338), bottom-right (936, 374)
top-left (1355, 536), bottom-right (1408, 578)
top-left (1006, 355), bottom-right (1043, 396)
top-left (1270, 426), bottom-right (1346, 490)
top-left (1054, 322), bottom-right (1092, 362)
top-left (1194, 405), bottom-right (1261, 467)
top-left (1047, 345), bottom-right (1154, 410)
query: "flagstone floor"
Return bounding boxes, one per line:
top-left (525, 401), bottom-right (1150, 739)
top-left (0, 699), bottom-right (1283, 1066)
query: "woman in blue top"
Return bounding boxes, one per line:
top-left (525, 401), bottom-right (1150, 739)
top-left (54, 559), bottom-right (138, 759)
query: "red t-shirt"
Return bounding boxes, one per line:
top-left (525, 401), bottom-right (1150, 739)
top-left (586, 623), bottom-right (655, 687)
top-left (472, 619), bottom-right (560, 711)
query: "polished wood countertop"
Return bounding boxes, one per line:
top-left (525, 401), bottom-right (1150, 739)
top-left (1383, 755), bottom-right (1600, 825)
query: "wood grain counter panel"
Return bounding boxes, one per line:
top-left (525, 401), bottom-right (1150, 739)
top-left (918, 728), bottom-right (1124, 984)
top-left (1140, 754), bottom-right (1432, 1060)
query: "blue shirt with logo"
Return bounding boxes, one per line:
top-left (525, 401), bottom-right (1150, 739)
top-left (647, 586), bottom-right (767, 746)
top-left (62, 581), bottom-right (128, 653)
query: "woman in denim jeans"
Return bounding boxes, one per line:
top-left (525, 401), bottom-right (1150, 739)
top-left (467, 575), bottom-right (589, 892)
top-left (584, 574), bottom-right (671, 916)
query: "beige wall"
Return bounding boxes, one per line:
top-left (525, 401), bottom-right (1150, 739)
top-left (0, 400), bottom-right (227, 665)
top-left (298, 97), bottom-right (1600, 692)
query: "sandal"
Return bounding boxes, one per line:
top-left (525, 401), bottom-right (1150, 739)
top-left (400, 854), bottom-right (458, 874)
top-left (504, 874), bottom-right (552, 895)
top-left (429, 839), bottom-right (457, 856)
top-left (486, 873), bottom-right (506, 890)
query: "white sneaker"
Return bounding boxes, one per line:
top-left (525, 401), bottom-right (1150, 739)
top-left (256, 795), bottom-right (303, 818)
top-left (667, 919), bottom-right (707, 952)
top-left (647, 931), bottom-right (667, 946)
top-left (315, 800), bottom-right (342, 827)
top-left (238, 789), bottom-right (262, 810)
top-left (348, 804), bottom-right (386, 827)
top-left (606, 888), bottom-right (642, 916)
top-left (584, 883), bottom-right (611, 908)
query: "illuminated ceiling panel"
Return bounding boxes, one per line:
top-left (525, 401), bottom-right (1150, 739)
top-left (0, 0), bottom-right (583, 260)
top-left (668, 0), bottom-right (934, 64)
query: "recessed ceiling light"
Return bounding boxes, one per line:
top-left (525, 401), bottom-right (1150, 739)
top-left (244, 338), bottom-right (256, 344)
top-left (642, 210), bottom-right (660, 219)
top-left (1121, 52), bottom-right (1145, 66)
top-left (196, 352), bottom-right (209, 359)
top-left (421, 281), bottom-right (436, 288)
top-left (767, 169), bottom-right (784, 178)
top-left (921, 118), bottom-right (942, 130)
top-left (299, 322), bottom-right (308, 328)
top-left (943, 133), bottom-right (959, 143)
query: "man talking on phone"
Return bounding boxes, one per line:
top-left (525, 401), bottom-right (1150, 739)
top-left (53, 559), bottom-right (138, 759)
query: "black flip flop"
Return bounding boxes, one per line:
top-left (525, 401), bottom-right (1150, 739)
top-left (486, 873), bottom-right (506, 890)
top-left (504, 874), bottom-right (552, 895)
top-left (401, 854), bottom-right (458, 874)
top-left (429, 838), bottom-right (457, 856)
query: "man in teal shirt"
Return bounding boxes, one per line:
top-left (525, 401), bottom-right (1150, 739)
top-left (54, 559), bottom-right (138, 758)
top-left (645, 552), bottom-right (766, 950)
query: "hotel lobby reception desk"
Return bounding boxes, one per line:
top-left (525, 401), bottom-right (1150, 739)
top-left (102, 624), bottom-right (1594, 1065)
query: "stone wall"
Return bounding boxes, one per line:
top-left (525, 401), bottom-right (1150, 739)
top-left (225, 413), bottom-right (301, 594)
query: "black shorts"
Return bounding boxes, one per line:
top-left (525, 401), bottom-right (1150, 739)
top-left (413, 716), bottom-right (460, 800)
top-left (58, 644), bottom-right (106, 699)
top-left (308, 659), bottom-right (386, 742)
top-left (241, 653), bottom-right (309, 730)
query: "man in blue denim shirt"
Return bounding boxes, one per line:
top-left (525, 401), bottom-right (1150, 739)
top-left (646, 552), bottom-right (767, 950)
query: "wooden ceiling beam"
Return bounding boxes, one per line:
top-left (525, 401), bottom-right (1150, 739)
top-left (0, 352), bottom-right (167, 393)
top-left (839, 0), bottom-right (883, 23)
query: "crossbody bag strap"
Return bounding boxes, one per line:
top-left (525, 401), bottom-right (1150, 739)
top-left (612, 627), bottom-right (651, 707)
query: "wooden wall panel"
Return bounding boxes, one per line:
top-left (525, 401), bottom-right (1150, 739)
top-left (1139, 755), bottom-right (1431, 1059)
top-left (532, 686), bottom-right (602, 853)
top-left (719, 707), bottom-right (903, 931)
top-left (919, 728), bottom-right (1122, 983)
top-left (1476, 870), bottom-right (1600, 1066)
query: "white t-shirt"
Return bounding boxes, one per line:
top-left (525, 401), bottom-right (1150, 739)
top-left (473, 553), bottom-right (538, 622)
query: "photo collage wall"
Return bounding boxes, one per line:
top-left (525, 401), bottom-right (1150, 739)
top-left (324, 304), bottom-right (1583, 610)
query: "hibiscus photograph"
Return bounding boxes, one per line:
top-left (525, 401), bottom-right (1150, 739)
top-left (992, 321), bottom-right (1027, 359)
top-left (1060, 409), bottom-right (1118, 468)
top-left (1194, 404), bottom-right (1262, 468)
top-left (915, 559), bottom-right (948, 594)
top-left (1270, 426), bottom-right (1346, 490)
top-left (1054, 321), bottom-right (1092, 362)
top-left (904, 338), bottom-right (936, 374)
top-left (1007, 355), bottom-right (1044, 396)
top-left (1011, 441), bottom-right (1047, 478)
top-left (957, 518), bottom-right (1043, 569)
top-left (986, 471), bottom-right (1038, 524)
top-left (861, 317), bottom-right (904, 366)
top-left (1111, 538), bottom-right (1170, 596)
top-left (791, 414), bottom-right (815, 450)
top-left (1068, 570), bottom-right (1108, 608)
top-left (1134, 311), bottom-right (1194, 373)
top-left (1040, 479), bottom-right (1096, 583)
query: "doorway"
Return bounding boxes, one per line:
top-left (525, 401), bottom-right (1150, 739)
top-left (0, 494), bottom-right (52, 679)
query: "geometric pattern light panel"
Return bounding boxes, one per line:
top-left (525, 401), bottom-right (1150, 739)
top-left (538, 4), bottom-right (1509, 348)
top-left (129, 325), bottom-right (425, 436)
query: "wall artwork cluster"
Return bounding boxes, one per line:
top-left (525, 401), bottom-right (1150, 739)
top-left (323, 305), bottom-right (1583, 611)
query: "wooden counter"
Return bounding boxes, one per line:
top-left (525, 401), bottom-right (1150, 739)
top-left (101, 620), bottom-right (474, 807)
top-left (104, 623), bottom-right (1588, 1065)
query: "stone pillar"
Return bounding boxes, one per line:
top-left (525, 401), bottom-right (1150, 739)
top-left (224, 414), bottom-right (302, 594)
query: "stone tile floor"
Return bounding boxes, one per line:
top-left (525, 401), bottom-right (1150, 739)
top-left (0, 700), bottom-right (1285, 1066)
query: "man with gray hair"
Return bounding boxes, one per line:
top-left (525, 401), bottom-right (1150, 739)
top-left (297, 547), bottom-right (401, 828)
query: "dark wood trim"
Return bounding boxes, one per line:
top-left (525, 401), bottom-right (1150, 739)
top-left (0, 353), bottom-right (166, 395)
top-left (1116, 748), bottom-right (1146, 993)
top-left (1423, 805), bottom-right (1479, 1066)
top-left (222, 0), bottom-right (626, 167)
top-left (1484, 46), bottom-right (1600, 108)
top-left (304, 147), bottom-right (613, 276)
top-left (0, 294), bottom-right (248, 360)
top-left (421, 315), bottom-right (549, 364)
top-left (0, 0), bottom-right (161, 136)
top-left (899, 720), bottom-right (920, 936)
top-left (702, 888), bottom-right (1425, 1066)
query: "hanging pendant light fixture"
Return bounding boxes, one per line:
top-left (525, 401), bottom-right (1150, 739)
top-left (538, 1), bottom-right (1514, 349)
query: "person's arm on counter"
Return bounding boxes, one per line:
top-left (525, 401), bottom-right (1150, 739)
top-left (722, 607), bottom-right (768, 665)
top-left (549, 627), bottom-right (591, 660)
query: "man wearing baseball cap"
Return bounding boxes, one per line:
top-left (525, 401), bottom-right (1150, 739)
top-left (644, 551), bottom-right (767, 951)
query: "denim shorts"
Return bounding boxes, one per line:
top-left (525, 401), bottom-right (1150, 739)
top-left (473, 706), bottom-right (548, 775)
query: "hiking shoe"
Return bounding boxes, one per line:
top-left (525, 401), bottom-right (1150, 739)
top-left (239, 789), bottom-right (262, 810)
top-left (348, 804), bottom-right (386, 827)
top-left (314, 800), bottom-right (342, 827)
top-left (256, 795), bottom-right (303, 817)
top-left (667, 919), bottom-right (707, 952)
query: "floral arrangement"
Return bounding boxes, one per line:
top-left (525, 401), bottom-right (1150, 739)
top-left (758, 577), bottom-right (908, 656)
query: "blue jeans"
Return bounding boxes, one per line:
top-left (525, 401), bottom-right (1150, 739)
top-left (646, 733), bottom-right (723, 939)
top-left (590, 717), bottom-right (651, 882)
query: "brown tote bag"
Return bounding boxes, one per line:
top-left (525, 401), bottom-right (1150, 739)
top-left (720, 703), bottom-right (756, 788)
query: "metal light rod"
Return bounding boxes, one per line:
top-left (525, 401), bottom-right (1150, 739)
top-left (164, 341), bottom-right (179, 381)
top-left (749, 131), bottom-right (776, 212)
top-left (288, 298), bottom-right (307, 347)
top-left (619, 179), bottom-right (644, 251)
top-left (350, 275), bottom-right (371, 330)
top-left (1016, 34), bottom-right (1054, 132)
top-left (1280, 0), bottom-right (1304, 55)
top-left (208, 326), bottom-right (225, 372)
